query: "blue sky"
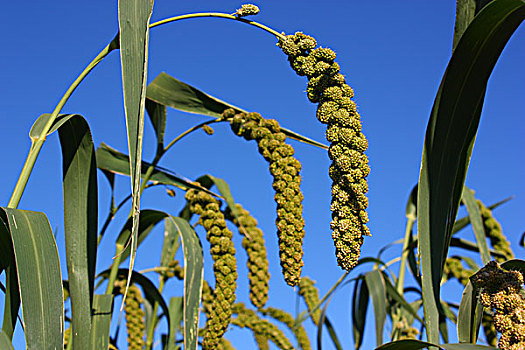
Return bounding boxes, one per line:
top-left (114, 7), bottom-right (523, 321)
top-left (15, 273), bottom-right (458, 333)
top-left (1, 1), bottom-right (524, 349)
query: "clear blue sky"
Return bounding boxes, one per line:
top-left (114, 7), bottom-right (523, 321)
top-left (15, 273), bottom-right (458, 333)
top-left (1, 1), bottom-right (524, 349)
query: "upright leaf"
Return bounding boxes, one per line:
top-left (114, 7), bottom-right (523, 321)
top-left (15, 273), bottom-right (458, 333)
top-left (0, 209), bottom-right (63, 349)
top-left (168, 216), bottom-right (203, 350)
top-left (457, 282), bottom-right (483, 343)
top-left (0, 217), bottom-right (19, 340)
top-left (58, 114), bottom-right (98, 349)
top-left (461, 187), bottom-right (490, 264)
top-left (145, 98), bottom-right (167, 154)
top-left (90, 294), bottom-right (113, 350)
top-left (352, 276), bottom-right (369, 350)
top-left (417, 0), bottom-right (525, 342)
top-left (118, 0), bottom-right (154, 297)
top-left (0, 331), bottom-right (14, 350)
top-left (365, 269), bottom-right (386, 346)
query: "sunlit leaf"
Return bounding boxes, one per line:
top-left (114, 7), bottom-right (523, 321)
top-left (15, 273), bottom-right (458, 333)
top-left (89, 294), bottom-right (113, 350)
top-left (417, 0), bottom-right (525, 341)
top-left (365, 269), bottom-right (386, 346)
top-left (0, 209), bottom-right (63, 349)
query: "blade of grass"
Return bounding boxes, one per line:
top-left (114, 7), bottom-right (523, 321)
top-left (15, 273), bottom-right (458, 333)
top-left (89, 294), bottom-right (113, 350)
top-left (457, 282), bottom-right (482, 343)
top-left (417, 0), bottom-right (525, 342)
top-left (58, 114), bottom-right (98, 349)
top-left (146, 72), bottom-right (328, 150)
top-left (0, 330), bottom-right (14, 350)
top-left (145, 98), bottom-right (167, 155)
top-left (0, 218), bottom-right (20, 340)
top-left (118, 0), bottom-right (154, 302)
top-left (168, 216), bottom-right (203, 350)
top-left (351, 275), bottom-right (369, 350)
top-left (365, 269), bottom-right (387, 346)
top-left (461, 187), bottom-right (490, 264)
top-left (0, 209), bottom-right (63, 349)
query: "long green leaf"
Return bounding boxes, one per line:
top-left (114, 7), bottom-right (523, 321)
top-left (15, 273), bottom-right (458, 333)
top-left (0, 217), bottom-right (19, 339)
top-left (457, 282), bottom-right (483, 343)
top-left (58, 114), bottom-right (98, 349)
top-left (146, 72), bottom-right (328, 149)
top-left (452, 195), bottom-right (512, 235)
top-left (166, 297), bottom-right (183, 350)
top-left (382, 273), bottom-right (423, 323)
top-left (461, 187), bottom-right (490, 264)
top-left (365, 269), bottom-right (386, 346)
top-left (118, 0), bottom-right (154, 300)
top-left (450, 237), bottom-right (507, 259)
top-left (146, 98), bottom-right (167, 153)
top-left (96, 143), bottom-right (217, 195)
top-left (0, 209), bottom-right (63, 349)
top-left (352, 275), bottom-right (369, 350)
top-left (89, 294), bottom-right (113, 350)
top-left (159, 217), bottom-right (181, 269)
top-left (168, 216), bottom-right (203, 350)
top-left (417, 0), bottom-right (525, 342)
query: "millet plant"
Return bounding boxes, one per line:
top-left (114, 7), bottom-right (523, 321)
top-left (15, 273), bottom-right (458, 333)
top-left (0, 1), bottom-right (523, 350)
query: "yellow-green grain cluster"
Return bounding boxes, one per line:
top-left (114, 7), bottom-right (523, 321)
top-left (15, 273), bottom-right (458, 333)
top-left (186, 189), bottom-right (238, 350)
top-left (231, 303), bottom-right (293, 350)
top-left (261, 307), bottom-right (311, 350)
top-left (165, 259), bottom-right (184, 280)
top-left (443, 257), bottom-right (497, 346)
top-left (278, 32), bottom-right (370, 271)
top-left (114, 281), bottom-right (145, 350)
top-left (224, 108), bottom-right (304, 286)
top-left (235, 4), bottom-right (260, 17)
top-left (472, 261), bottom-right (525, 350)
top-left (218, 337), bottom-right (236, 350)
top-left (225, 204), bottom-right (270, 308)
top-left (394, 319), bottom-right (419, 340)
top-left (298, 276), bottom-right (321, 326)
top-left (478, 200), bottom-right (513, 263)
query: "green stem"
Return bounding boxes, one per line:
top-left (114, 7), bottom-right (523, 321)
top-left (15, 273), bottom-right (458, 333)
top-left (164, 119), bottom-right (225, 153)
top-left (396, 212), bottom-right (416, 296)
top-left (150, 12), bottom-right (286, 41)
top-left (8, 39), bottom-right (117, 209)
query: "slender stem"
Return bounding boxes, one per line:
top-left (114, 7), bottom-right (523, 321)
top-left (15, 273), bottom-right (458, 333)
top-left (7, 39), bottom-right (117, 209)
top-left (396, 213), bottom-right (416, 296)
top-left (105, 244), bottom-right (125, 295)
top-left (145, 278), bottom-right (166, 349)
top-left (164, 119), bottom-right (225, 153)
top-left (150, 13), bottom-right (286, 41)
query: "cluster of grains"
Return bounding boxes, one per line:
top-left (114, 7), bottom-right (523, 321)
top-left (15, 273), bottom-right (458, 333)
top-left (165, 259), bottom-right (184, 280)
top-left (443, 257), bottom-right (497, 346)
top-left (394, 319), bottom-right (419, 340)
top-left (185, 189), bottom-right (237, 350)
top-left (231, 303), bottom-right (293, 350)
top-left (261, 307), bottom-right (311, 350)
top-left (114, 281), bottom-right (145, 350)
top-left (478, 200), bottom-right (514, 263)
top-left (225, 204), bottom-right (270, 308)
top-left (235, 4), bottom-right (260, 17)
top-left (298, 277), bottom-right (321, 326)
top-left (278, 32), bottom-right (370, 271)
top-left (218, 338), bottom-right (235, 350)
top-left (224, 108), bottom-right (304, 286)
top-left (472, 261), bottom-right (525, 350)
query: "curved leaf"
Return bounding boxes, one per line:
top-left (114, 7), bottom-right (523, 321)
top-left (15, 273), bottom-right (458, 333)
top-left (417, 0), bottom-right (525, 341)
top-left (0, 217), bottom-right (19, 339)
top-left (168, 216), bottom-right (203, 350)
top-left (0, 209), bottom-right (63, 349)
top-left (365, 269), bottom-right (386, 346)
top-left (146, 98), bottom-right (167, 153)
top-left (96, 143), bottom-right (217, 195)
top-left (457, 282), bottom-right (482, 343)
top-left (461, 187), bottom-right (490, 264)
top-left (58, 114), bottom-right (98, 348)
top-left (352, 275), bottom-right (369, 350)
top-left (146, 72), bottom-right (328, 149)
